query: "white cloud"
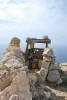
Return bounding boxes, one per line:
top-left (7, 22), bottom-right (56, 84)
top-left (0, 1), bottom-right (40, 24)
top-left (0, 0), bottom-right (67, 38)
top-left (0, 0), bottom-right (10, 3)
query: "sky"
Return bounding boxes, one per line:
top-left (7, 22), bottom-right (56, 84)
top-left (0, 0), bottom-right (67, 47)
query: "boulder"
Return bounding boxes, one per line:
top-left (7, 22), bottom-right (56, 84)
top-left (0, 72), bottom-right (32, 100)
top-left (47, 70), bottom-right (61, 82)
top-left (49, 64), bottom-right (59, 71)
top-left (56, 78), bottom-right (63, 84)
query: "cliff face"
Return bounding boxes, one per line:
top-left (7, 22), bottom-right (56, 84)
top-left (0, 37), bottom-right (63, 100)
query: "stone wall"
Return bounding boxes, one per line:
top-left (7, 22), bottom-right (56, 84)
top-left (35, 48), bottom-right (63, 84)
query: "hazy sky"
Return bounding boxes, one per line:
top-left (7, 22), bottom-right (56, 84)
top-left (0, 0), bottom-right (67, 46)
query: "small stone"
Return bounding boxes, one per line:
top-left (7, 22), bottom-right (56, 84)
top-left (42, 36), bottom-right (49, 40)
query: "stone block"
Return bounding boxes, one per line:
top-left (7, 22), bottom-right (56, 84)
top-left (47, 70), bottom-right (60, 82)
top-left (41, 61), bottom-right (50, 69)
top-left (49, 64), bottom-right (59, 70)
top-left (43, 48), bottom-right (54, 57)
top-left (35, 68), bottom-right (48, 83)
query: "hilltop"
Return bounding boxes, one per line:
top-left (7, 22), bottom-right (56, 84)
top-left (0, 37), bottom-right (67, 100)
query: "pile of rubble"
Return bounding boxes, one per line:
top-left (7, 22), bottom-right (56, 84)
top-left (0, 37), bottom-right (63, 100)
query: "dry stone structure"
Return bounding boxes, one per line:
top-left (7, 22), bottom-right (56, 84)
top-left (0, 37), bottom-right (63, 100)
top-left (36, 48), bottom-right (63, 84)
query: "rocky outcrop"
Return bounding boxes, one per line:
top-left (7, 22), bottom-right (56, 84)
top-left (0, 72), bottom-right (32, 100)
top-left (36, 48), bottom-right (63, 84)
top-left (0, 37), bottom-right (63, 100)
top-left (0, 37), bottom-right (32, 100)
top-left (0, 37), bottom-right (28, 91)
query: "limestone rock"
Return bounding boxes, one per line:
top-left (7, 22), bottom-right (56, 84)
top-left (43, 48), bottom-right (54, 58)
top-left (35, 68), bottom-right (48, 83)
top-left (5, 59), bottom-right (24, 69)
top-left (0, 37), bottom-right (27, 91)
top-left (44, 91), bottom-right (51, 99)
top-left (9, 95), bottom-right (19, 100)
top-left (0, 73), bottom-right (15, 91)
top-left (43, 56), bottom-right (51, 62)
top-left (0, 37), bottom-right (63, 100)
top-left (42, 36), bottom-right (49, 40)
top-left (2, 47), bottom-right (25, 65)
top-left (9, 37), bottom-right (20, 47)
top-left (41, 47), bottom-right (62, 84)
top-left (41, 61), bottom-right (50, 69)
top-left (21, 66), bottom-right (29, 73)
top-left (56, 78), bottom-right (63, 84)
top-left (43, 56), bottom-right (55, 64)
top-left (28, 73), bottom-right (37, 84)
top-left (0, 63), bottom-right (10, 71)
top-left (47, 70), bottom-right (60, 82)
top-left (0, 71), bottom-right (32, 100)
top-left (0, 64), bottom-right (15, 91)
top-left (49, 64), bottom-right (59, 71)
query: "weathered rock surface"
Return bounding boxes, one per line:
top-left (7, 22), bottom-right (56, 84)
top-left (0, 72), bottom-right (32, 100)
top-left (47, 70), bottom-right (60, 82)
top-left (35, 68), bottom-right (48, 83)
top-left (0, 37), bottom-right (64, 100)
top-left (43, 48), bottom-right (54, 57)
top-left (0, 37), bottom-right (27, 91)
top-left (49, 63), bottom-right (59, 70)
top-left (36, 47), bottom-right (62, 84)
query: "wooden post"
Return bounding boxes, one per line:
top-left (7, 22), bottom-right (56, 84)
top-left (46, 43), bottom-right (48, 48)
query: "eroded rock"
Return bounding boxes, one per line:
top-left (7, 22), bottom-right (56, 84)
top-left (0, 72), bottom-right (32, 100)
top-left (47, 70), bottom-right (60, 82)
top-left (36, 47), bottom-right (62, 84)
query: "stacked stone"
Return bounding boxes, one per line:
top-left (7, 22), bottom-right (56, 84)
top-left (9, 37), bottom-right (20, 47)
top-left (36, 48), bottom-right (63, 84)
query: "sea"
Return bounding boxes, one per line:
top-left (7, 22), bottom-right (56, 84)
top-left (0, 44), bottom-right (67, 63)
